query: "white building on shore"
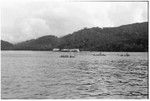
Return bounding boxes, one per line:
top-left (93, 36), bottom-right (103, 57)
top-left (53, 48), bottom-right (80, 52)
top-left (52, 48), bottom-right (60, 52)
top-left (61, 49), bottom-right (80, 52)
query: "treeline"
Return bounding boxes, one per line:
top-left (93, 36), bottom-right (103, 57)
top-left (1, 40), bottom-right (13, 50)
top-left (1, 22), bottom-right (148, 52)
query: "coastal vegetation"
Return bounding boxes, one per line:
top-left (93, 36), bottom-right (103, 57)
top-left (1, 22), bottom-right (148, 52)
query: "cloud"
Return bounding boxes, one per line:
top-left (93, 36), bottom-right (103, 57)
top-left (20, 18), bottom-right (51, 38)
top-left (107, 2), bottom-right (147, 26)
top-left (1, 1), bottom-right (148, 43)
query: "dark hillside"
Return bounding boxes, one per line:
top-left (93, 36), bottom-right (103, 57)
top-left (13, 35), bottom-right (58, 50)
top-left (1, 40), bottom-right (14, 50)
top-left (2, 22), bottom-right (148, 52)
top-left (58, 22), bottom-right (148, 51)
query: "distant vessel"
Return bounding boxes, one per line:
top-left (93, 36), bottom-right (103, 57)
top-left (60, 55), bottom-right (75, 58)
top-left (93, 52), bottom-right (106, 56)
top-left (120, 53), bottom-right (130, 56)
top-left (59, 49), bottom-right (78, 58)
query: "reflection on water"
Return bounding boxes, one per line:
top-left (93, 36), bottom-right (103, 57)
top-left (1, 51), bottom-right (148, 99)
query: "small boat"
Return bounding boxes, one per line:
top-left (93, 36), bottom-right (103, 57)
top-left (120, 53), bottom-right (130, 56)
top-left (60, 52), bottom-right (75, 58)
top-left (93, 52), bottom-right (106, 56)
top-left (60, 55), bottom-right (75, 58)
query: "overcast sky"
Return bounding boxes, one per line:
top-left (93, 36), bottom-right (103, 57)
top-left (1, 0), bottom-right (148, 43)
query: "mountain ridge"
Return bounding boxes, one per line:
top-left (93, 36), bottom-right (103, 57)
top-left (1, 22), bottom-right (148, 52)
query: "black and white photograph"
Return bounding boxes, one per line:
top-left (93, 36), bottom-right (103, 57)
top-left (1, 0), bottom-right (149, 99)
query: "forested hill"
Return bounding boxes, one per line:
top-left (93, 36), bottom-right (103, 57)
top-left (12, 35), bottom-right (58, 50)
top-left (58, 22), bottom-right (148, 51)
top-left (1, 40), bottom-right (14, 50)
top-left (1, 22), bottom-right (148, 52)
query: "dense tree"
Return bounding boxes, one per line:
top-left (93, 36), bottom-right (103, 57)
top-left (1, 22), bottom-right (148, 52)
top-left (58, 22), bottom-right (148, 52)
top-left (12, 35), bottom-right (58, 50)
top-left (1, 40), bottom-right (14, 50)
